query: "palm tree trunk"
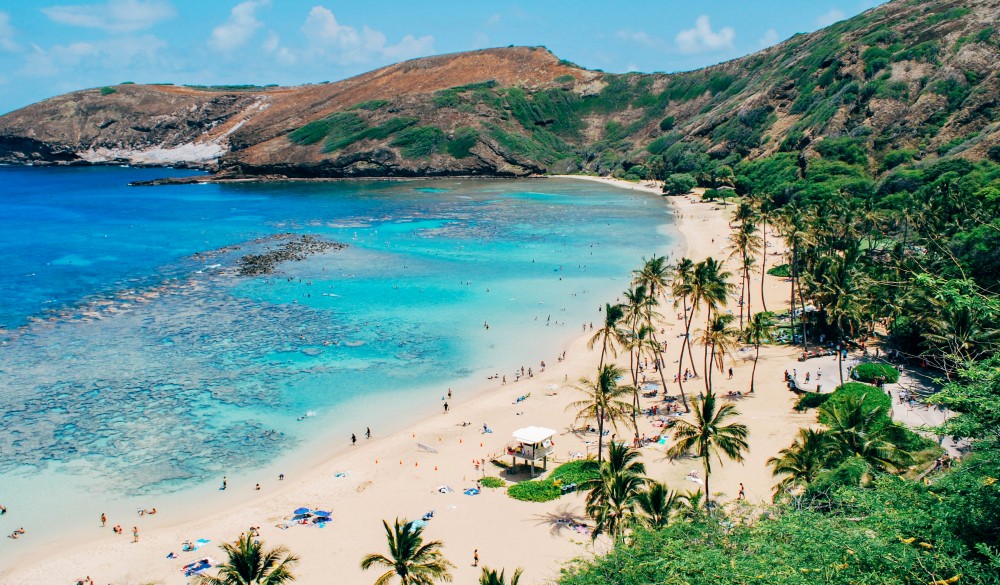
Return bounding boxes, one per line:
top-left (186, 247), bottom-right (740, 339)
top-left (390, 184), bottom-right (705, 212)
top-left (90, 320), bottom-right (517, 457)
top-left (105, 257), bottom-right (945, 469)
top-left (744, 257), bottom-right (752, 323)
top-left (703, 458), bottom-right (711, 509)
top-left (652, 330), bottom-right (685, 411)
top-left (761, 219), bottom-right (769, 312)
top-left (738, 268), bottom-right (746, 328)
top-left (597, 406), bottom-right (605, 463)
top-left (751, 343), bottom-right (760, 392)
top-left (683, 298), bottom-right (699, 377)
top-left (707, 342), bottom-right (716, 393)
top-left (838, 338), bottom-right (845, 388)
top-left (789, 245), bottom-right (796, 346)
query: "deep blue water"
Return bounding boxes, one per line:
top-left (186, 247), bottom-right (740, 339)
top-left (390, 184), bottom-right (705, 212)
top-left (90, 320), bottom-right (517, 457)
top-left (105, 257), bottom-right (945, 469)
top-left (0, 166), bottom-right (676, 501)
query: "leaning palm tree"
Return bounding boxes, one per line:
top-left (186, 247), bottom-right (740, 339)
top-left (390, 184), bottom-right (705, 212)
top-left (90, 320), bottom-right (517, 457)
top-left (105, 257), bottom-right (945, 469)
top-left (700, 313), bottom-right (740, 393)
top-left (767, 428), bottom-right (831, 498)
top-left (633, 255), bottom-right (671, 303)
top-left (635, 481), bottom-right (687, 529)
top-left (742, 311), bottom-right (777, 393)
top-left (360, 518), bottom-right (454, 585)
top-left (672, 257), bottom-right (697, 406)
top-left (666, 392), bottom-right (749, 509)
top-left (728, 208), bottom-right (762, 326)
top-left (479, 567), bottom-right (523, 585)
top-left (824, 395), bottom-right (910, 472)
top-left (196, 534), bottom-right (298, 585)
top-left (582, 442), bottom-right (648, 542)
top-left (589, 303), bottom-right (627, 371)
top-left (567, 365), bottom-right (635, 463)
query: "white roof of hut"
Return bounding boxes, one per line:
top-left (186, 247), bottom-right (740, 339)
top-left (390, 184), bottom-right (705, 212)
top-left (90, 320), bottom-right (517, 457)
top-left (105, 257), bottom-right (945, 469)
top-left (512, 426), bottom-right (556, 444)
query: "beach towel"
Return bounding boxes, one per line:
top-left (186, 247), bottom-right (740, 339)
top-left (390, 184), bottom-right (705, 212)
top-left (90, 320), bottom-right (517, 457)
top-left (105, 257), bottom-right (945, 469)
top-left (464, 487), bottom-right (480, 496)
top-left (334, 471), bottom-right (350, 478)
top-left (437, 486), bottom-right (454, 494)
top-left (183, 557), bottom-right (215, 577)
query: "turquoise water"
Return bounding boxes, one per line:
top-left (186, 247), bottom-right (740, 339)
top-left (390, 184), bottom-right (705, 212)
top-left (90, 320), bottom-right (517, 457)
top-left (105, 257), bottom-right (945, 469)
top-left (0, 167), bottom-right (675, 556)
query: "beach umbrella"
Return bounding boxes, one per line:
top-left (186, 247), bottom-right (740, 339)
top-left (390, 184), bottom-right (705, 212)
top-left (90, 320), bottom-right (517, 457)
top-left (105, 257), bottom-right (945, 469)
top-left (314, 510), bottom-right (331, 516)
top-left (293, 507), bottom-right (310, 515)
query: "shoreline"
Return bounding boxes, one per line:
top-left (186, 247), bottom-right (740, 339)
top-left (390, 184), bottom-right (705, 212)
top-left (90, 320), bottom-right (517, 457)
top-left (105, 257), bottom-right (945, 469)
top-left (2, 178), bottom-right (813, 585)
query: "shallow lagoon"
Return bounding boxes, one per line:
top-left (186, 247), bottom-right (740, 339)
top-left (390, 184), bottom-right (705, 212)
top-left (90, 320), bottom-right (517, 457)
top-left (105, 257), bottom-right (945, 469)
top-left (0, 167), bottom-right (676, 558)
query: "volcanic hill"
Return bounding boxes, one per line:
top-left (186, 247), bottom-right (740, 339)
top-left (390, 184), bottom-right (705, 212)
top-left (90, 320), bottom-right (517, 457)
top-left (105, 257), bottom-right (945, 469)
top-left (0, 0), bottom-right (997, 180)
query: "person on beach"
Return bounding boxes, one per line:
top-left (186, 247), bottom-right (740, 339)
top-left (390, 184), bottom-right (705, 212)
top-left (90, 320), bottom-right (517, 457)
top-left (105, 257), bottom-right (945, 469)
top-left (366, 427), bottom-right (371, 439)
top-left (255, 483), bottom-right (261, 491)
top-left (738, 483), bottom-right (745, 500)
top-left (279, 473), bottom-right (285, 481)
top-left (443, 402), bottom-right (449, 414)
top-left (100, 513), bottom-right (106, 527)
top-left (447, 388), bottom-right (452, 399)
top-left (474, 549), bottom-right (479, 567)
top-left (222, 477), bottom-right (227, 490)
top-left (0, 505), bottom-right (6, 515)
top-left (133, 526), bottom-right (139, 543)
top-left (351, 433), bottom-right (357, 445)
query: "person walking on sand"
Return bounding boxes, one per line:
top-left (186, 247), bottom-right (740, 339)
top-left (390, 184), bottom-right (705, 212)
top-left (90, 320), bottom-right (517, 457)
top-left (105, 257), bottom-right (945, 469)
top-left (100, 513), bottom-right (106, 527)
top-left (473, 549), bottom-right (479, 567)
top-left (351, 433), bottom-right (357, 446)
top-left (365, 427), bottom-right (371, 439)
top-left (738, 483), bottom-right (745, 500)
top-left (222, 477), bottom-right (227, 490)
top-left (133, 526), bottom-right (139, 543)
top-left (443, 402), bottom-right (449, 414)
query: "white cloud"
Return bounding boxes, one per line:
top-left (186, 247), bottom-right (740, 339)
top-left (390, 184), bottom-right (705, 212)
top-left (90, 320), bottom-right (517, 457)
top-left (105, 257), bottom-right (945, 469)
top-left (209, 0), bottom-right (267, 52)
top-left (42, 0), bottom-right (175, 33)
top-left (758, 28), bottom-right (779, 48)
top-left (0, 11), bottom-right (19, 52)
top-left (816, 8), bottom-right (846, 27)
top-left (675, 16), bottom-right (735, 54)
top-left (22, 35), bottom-right (166, 77)
top-left (297, 6), bottom-right (433, 65)
top-left (615, 30), bottom-right (664, 49)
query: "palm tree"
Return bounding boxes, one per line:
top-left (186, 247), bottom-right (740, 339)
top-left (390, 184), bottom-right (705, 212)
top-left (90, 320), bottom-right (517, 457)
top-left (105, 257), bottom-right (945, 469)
top-left (196, 534), bottom-right (298, 585)
top-left (635, 481), bottom-right (687, 529)
top-left (700, 313), bottom-right (740, 393)
top-left (766, 428), bottom-right (831, 497)
top-left (589, 303), bottom-right (627, 371)
top-left (672, 258), bottom-right (696, 408)
top-left (666, 392), bottom-right (749, 509)
top-left (582, 441), bottom-right (647, 542)
top-left (360, 518), bottom-right (454, 585)
top-left (756, 198), bottom-right (775, 313)
top-left (728, 220), bottom-right (763, 327)
top-left (567, 365), bottom-right (635, 462)
top-left (742, 311), bottom-right (777, 393)
top-left (824, 395), bottom-right (911, 472)
top-left (777, 203), bottom-right (812, 351)
top-left (479, 567), bottom-right (523, 585)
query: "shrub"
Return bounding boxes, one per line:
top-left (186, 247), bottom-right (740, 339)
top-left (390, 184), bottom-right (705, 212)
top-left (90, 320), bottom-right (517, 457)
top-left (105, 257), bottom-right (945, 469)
top-left (663, 173), bottom-right (697, 195)
top-left (480, 476), bottom-right (505, 489)
top-left (348, 99), bottom-right (390, 111)
top-left (549, 459), bottom-right (599, 486)
top-left (288, 112), bottom-right (364, 146)
top-left (507, 480), bottom-right (561, 502)
top-left (100, 86), bottom-right (117, 96)
top-left (554, 74), bottom-right (576, 83)
top-left (818, 382), bottom-right (892, 425)
top-left (795, 391), bottom-right (831, 411)
top-left (658, 116), bottom-right (675, 131)
top-left (446, 127), bottom-right (479, 159)
top-left (987, 145), bottom-right (1000, 163)
top-left (390, 126), bottom-right (446, 158)
top-left (852, 362), bottom-right (900, 384)
top-left (767, 263), bottom-right (791, 277)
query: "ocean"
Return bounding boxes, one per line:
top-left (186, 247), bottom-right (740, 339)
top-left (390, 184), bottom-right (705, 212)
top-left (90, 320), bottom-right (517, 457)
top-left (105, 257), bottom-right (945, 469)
top-left (0, 166), bottom-right (676, 560)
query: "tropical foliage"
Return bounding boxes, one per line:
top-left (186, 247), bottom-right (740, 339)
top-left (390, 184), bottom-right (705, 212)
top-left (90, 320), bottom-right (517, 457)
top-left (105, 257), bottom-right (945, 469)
top-left (360, 518), bottom-right (454, 585)
top-left (196, 534), bottom-right (298, 585)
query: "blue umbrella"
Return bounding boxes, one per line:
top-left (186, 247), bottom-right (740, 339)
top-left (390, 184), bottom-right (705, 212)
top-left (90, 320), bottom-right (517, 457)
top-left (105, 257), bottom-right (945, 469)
top-left (314, 510), bottom-right (331, 516)
top-left (293, 507), bottom-right (310, 515)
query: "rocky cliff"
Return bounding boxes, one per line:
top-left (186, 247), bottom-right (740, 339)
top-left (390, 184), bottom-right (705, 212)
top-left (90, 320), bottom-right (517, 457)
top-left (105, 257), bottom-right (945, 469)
top-left (1, 0), bottom-right (997, 179)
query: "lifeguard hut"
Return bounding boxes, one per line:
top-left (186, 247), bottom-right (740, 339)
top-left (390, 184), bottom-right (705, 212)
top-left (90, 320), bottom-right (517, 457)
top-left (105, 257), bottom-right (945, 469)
top-left (509, 426), bottom-right (556, 477)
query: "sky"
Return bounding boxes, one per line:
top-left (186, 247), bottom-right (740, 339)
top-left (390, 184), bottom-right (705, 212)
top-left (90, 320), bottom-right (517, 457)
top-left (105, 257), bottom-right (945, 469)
top-left (0, 0), bottom-right (889, 115)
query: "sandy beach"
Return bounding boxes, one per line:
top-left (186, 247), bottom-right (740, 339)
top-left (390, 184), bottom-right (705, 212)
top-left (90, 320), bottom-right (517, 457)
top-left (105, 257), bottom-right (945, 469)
top-left (1, 178), bottom-right (815, 585)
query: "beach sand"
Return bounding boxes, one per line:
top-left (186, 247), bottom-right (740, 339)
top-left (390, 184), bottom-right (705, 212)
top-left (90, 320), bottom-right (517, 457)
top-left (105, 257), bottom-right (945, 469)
top-left (1, 179), bottom-right (815, 585)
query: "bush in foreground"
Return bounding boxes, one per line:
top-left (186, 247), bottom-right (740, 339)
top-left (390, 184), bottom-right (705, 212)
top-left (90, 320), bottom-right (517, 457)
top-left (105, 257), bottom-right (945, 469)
top-left (852, 362), bottom-right (900, 384)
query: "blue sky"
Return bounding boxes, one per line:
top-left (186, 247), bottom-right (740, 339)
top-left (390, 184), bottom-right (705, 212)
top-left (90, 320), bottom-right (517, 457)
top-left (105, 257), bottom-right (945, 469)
top-left (0, 0), bottom-right (887, 115)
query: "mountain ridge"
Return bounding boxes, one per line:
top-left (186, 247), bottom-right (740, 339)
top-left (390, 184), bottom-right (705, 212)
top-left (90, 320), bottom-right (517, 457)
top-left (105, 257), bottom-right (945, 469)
top-left (0, 0), bottom-right (997, 180)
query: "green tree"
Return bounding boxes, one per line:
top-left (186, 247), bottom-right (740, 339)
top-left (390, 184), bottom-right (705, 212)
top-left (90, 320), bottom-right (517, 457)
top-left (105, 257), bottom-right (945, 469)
top-left (663, 173), bottom-right (697, 195)
top-left (671, 257), bottom-right (697, 410)
top-left (666, 392), bottom-right (749, 508)
top-left (568, 365), bottom-right (636, 463)
top-left (196, 534), bottom-right (298, 585)
top-left (582, 441), bottom-right (648, 543)
top-left (635, 481), bottom-right (687, 529)
top-left (700, 313), bottom-right (740, 393)
top-left (361, 518), bottom-right (454, 585)
top-left (766, 428), bottom-right (831, 497)
top-left (690, 257), bottom-right (736, 392)
top-left (479, 567), bottom-right (523, 585)
top-left (742, 311), bottom-right (777, 393)
top-left (588, 303), bottom-right (627, 372)
top-left (824, 394), bottom-right (910, 472)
